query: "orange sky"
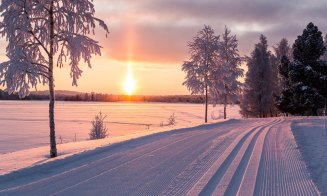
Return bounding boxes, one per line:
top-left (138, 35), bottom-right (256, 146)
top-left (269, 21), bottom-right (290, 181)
top-left (0, 0), bottom-right (326, 95)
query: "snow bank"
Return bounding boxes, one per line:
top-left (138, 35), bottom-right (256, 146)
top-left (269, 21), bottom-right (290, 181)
top-left (291, 117), bottom-right (327, 195)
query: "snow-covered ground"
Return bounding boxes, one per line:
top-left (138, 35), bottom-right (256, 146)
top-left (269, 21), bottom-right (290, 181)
top-left (0, 100), bottom-right (240, 154)
top-left (292, 117), bottom-right (327, 195)
top-left (0, 117), bottom-right (322, 195)
top-left (0, 119), bottom-right (229, 176)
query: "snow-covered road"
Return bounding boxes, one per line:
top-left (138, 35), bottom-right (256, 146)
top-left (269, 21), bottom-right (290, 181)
top-left (0, 118), bottom-right (320, 195)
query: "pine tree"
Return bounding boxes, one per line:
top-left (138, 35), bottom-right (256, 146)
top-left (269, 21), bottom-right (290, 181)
top-left (274, 38), bottom-right (292, 61)
top-left (276, 56), bottom-right (294, 115)
top-left (323, 34), bottom-right (327, 61)
top-left (182, 25), bottom-right (219, 123)
top-left (274, 38), bottom-right (292, 87)
top-left (287, 22), bottom-right (326, 115)
top-left (0, 0), bottom-right (109, 157)
top-left (240, 35), bottom-right (275, 118)
top-left (273, 39), bottom-right (292, 115)
top-left (211, 26), bottom-right (243, 119)
top-left (89, 112), bottom-right (109, 140)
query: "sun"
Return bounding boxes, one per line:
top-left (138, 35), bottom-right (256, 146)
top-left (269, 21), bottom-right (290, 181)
top-left (124, 72), bottom-right (136, 95)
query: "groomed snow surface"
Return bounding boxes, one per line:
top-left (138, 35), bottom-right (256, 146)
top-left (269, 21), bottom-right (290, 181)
top-left (292, 117), bottom-right (327, 195)
top-left (0, 117), bottom-right (324, 196)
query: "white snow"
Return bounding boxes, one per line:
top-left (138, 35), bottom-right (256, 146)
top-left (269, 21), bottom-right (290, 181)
top-left (292, 117), bottom-right (327, 195)
top-left (0, 101), bottom-right (240, 175)
top-left (0, 100), bottom-right (241, 154)
top-left (0, 117), bottom-right (321, 195)
top-left (0, 119), bottom-right (228, 176)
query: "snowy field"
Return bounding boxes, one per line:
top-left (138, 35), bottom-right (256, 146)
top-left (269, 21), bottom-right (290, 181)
top-left (0, 118), bottom-right (323, 195)
top-left (292, 118), bottom-right (327, 195)
top-left (0, 100), bottom-right (240, 154)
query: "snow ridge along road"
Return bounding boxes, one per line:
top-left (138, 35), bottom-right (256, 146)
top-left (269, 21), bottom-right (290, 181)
top-left (0, 118), bottom-right (320, 195)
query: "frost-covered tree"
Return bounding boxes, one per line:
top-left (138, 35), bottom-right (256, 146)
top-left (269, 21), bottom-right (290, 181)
top-left (286, 22), bottom-right (326, 115)
top-left (211, 26), bottom-right (243, 119)
top-left (89, 112), bottom-right (109, 140)
top-left (240, 35), bottom-right (275, 118)
top-left (182, 25), bottom-right (219, 123)
top-left (273, 38), bottom-right (292, 88)
top-left (274, 38), bottom-right (292, 62)
top-left (167, 113), bottom-right (176, 126)
top-left (0, 0), bottom-right (109, 157)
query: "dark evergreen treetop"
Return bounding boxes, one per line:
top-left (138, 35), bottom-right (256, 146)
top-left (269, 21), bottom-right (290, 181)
top-left (293, 22), bottom-right (326, 63)
top-left (283, 22), bottom-right (327, 115)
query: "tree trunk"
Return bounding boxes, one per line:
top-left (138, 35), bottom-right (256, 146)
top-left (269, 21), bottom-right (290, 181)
top-left (49, 1), bottom-right (57, 158)
top-left (224, 93), bottom-right (227, 119)
top-left (205, 84), bottom-right (208, 123)
top-left (312, 108), bottom-right (318, 116)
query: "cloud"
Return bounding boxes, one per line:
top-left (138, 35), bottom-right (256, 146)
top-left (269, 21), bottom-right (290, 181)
top-left (94, 0), bottom-right (327, 66)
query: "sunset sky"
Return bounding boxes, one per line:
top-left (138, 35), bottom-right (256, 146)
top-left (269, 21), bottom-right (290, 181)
top-left (1, 0), bottom-right (327, 95)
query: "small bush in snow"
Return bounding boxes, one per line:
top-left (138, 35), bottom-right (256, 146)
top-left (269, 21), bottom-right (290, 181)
top-left (89, 112), bottom-right (109, 140)
top-left (168, 113), bottom-right (176, 126)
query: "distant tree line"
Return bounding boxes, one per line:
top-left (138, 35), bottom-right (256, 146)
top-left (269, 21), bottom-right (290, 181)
top-left (183, 22), bottom-right (327, 120)
top-left (0, 89), bottom-right (210, 103)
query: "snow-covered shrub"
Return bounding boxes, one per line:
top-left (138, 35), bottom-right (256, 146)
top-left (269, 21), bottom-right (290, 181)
top-left (89, 112), bottom-right (109, 140)
top-left (168, 113), bottom-right (176, 126)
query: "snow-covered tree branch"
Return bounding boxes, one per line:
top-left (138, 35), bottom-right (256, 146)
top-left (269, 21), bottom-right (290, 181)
top-left (0, 0), bottom-right (109, 97)
top-left (0, 0), bottom-right (109, 157)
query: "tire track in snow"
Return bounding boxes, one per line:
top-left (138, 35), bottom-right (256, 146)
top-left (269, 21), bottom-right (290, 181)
top-left (254, 120), bottom-right (320, 196)
top-left (203, 119), bottom-right (282, 196)
top-left (234, 119), bottom-right (281, 196)
top-left (160, 121), bottom-right (265, 196)
top-left (213, 121), bottom-right (271, 196)
top-left (188, 119), bottom-right (280, 195)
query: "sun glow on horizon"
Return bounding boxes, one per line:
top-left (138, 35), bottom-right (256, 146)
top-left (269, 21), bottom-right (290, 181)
top-left (124, 69), bottom-right (136, 95)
